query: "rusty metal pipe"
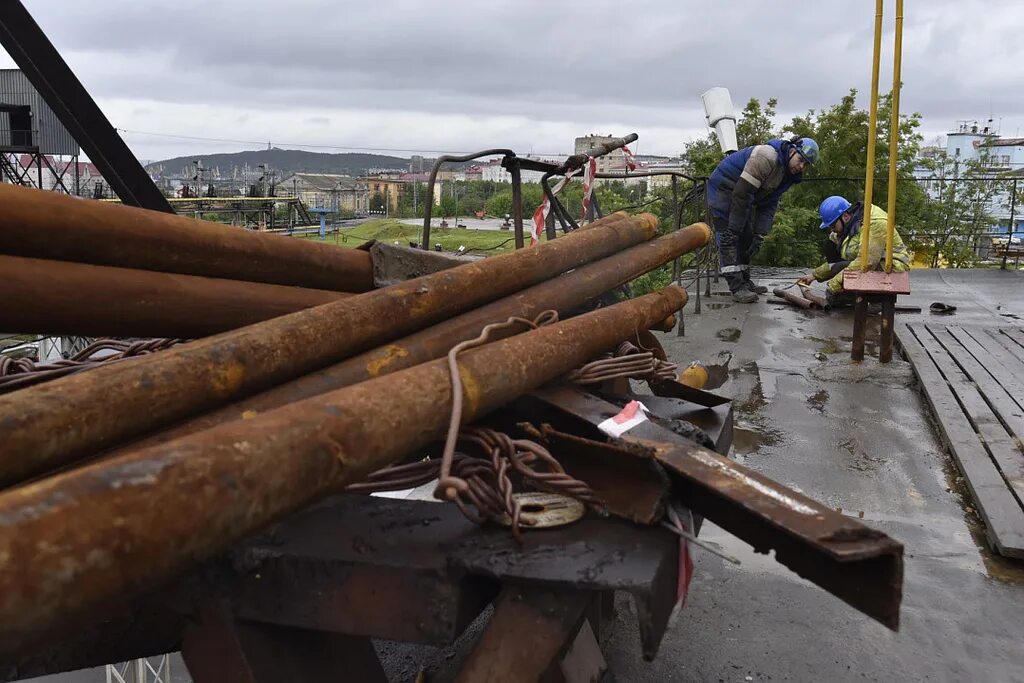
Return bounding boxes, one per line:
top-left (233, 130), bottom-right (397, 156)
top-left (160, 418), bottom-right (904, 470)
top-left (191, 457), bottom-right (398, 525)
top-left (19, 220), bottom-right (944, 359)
top-left (561, 133), bottom-right (639, 174)
top-left (797, 286), bottom-right (829, 310)
top-left (0, 215), bottom-right (658, 488)
top-left (0, 255), bottom-right (351, 339)
top-left (0, 184), bottom-right (374, 292)
top-left (773, 287), bottom-right (813, 310)
top-left (101, 222), bottom-right (710, 454)
top-left (0, 288), bottom-right (686, 657)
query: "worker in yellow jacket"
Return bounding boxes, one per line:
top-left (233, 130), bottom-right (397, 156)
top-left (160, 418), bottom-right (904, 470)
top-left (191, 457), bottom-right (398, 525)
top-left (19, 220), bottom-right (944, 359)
top-left (797, 196), bottom-right (911, 306)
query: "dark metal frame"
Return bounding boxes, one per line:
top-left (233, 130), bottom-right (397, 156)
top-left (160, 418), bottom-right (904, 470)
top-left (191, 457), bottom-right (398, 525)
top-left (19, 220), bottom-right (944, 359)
top-left (421, 134), bottom-right (642, 250)
top-left (0, 1), bottom-right (173, 212)
top-left (539, 133), bottom-right (639, 237)
top-left (421, 148), bottom-right (517, 249)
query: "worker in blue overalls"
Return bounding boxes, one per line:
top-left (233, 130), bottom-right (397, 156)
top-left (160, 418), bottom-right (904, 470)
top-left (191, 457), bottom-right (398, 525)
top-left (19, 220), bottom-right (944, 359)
top-left (707, 136), bottom-right (819, 302)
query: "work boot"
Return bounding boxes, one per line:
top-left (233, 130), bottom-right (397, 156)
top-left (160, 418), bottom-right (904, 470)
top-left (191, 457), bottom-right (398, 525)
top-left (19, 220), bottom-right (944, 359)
top-left (743, 271), bottom-right (768, 294)
top-left (731, 287), bottom-right (759, 304)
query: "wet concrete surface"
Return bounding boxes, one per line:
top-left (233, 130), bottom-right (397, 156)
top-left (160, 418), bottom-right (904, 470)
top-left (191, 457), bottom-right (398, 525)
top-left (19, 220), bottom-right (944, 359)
top-left (603, 268), bottom-right (1024, 682)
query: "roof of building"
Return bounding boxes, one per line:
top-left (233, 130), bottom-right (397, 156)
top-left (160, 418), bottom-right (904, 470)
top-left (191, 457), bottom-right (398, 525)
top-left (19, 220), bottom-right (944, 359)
top-left (989, 137), bottom-right (1024, 147)
top-left (17, 154), bottom-right (101, 176)
top-left (284, 173), bottom-right (359, 191)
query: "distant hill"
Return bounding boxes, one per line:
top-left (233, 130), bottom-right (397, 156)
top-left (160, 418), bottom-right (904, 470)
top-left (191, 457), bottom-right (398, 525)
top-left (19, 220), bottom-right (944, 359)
top-left (146, 148), bottom-right (418, 177)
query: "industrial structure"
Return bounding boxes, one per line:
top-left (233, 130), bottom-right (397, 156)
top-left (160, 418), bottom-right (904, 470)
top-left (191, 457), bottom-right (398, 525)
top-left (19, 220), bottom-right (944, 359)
top-left (0, 69), bottom-right (93, 195)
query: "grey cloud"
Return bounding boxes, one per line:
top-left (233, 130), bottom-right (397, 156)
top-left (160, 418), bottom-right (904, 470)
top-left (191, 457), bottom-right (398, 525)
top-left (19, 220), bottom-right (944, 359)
top-left (13, 0), bottom-right (1024, 158)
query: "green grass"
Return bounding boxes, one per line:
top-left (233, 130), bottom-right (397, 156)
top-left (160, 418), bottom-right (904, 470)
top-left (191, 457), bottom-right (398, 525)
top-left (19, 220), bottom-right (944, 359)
top-left (298, 219), bottom-right (543, 253)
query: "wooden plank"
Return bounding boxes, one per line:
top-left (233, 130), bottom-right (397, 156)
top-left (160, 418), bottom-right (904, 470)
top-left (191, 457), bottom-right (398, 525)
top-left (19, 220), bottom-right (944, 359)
top-left (994, 327), bottom-right (1024, 365)
top-left (947, 327), bottom-right (1024, 426)
top-left (980, 327), bottom-right (1024, 374)
top-left (956, 327), bottom-right (1024, 410)
top-left (917, 325), bottom-right (1024, 507)
top-left (925, 326), bottom-right (1024, 506)
top-left (897, 323), bottom-right (1024, 558)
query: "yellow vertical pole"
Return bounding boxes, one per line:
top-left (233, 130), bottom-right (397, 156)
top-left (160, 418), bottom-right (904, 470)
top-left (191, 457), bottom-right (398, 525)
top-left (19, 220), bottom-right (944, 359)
top-left (884, 0), bottom-right (904, 272)
top-left (860, 0), bottom-right (884, 271)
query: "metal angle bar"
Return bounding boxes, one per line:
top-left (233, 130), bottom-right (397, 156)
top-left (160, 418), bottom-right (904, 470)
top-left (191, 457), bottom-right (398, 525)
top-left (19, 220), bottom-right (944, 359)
top-left (523, 385), bottom-right (905, 630)
top-left (0, 2), bottom-right (173, 212)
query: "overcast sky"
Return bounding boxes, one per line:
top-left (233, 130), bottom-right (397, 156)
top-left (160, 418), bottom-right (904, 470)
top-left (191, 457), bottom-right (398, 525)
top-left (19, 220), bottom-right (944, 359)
top-left (3, 0), bottom-right (1022, 163)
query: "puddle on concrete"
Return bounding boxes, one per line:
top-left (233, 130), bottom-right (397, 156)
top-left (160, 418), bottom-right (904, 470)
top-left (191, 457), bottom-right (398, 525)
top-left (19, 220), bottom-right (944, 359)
top-left (697, 522), bottom-right (793, 577)
top-left (705, 303), bottom-right (734, 310)
top-left (732, 419), bottom-right (783, 457)
top-left (809, 358), bottom-right (914, 388)
top-left (716, 327), bottom-right (742, 342)
top-left (944, 461), bottom-right (1024, 584)
top-left (839, 335), bottom-right (880, 358)
top-left (838, 438), bottom-right (885, 474)
top-left (807, 335), bottom-right (843, 355)
top-left (731, 362), bottom-right (768, 414)
top-left (807, 389), bottom-right (829, 413)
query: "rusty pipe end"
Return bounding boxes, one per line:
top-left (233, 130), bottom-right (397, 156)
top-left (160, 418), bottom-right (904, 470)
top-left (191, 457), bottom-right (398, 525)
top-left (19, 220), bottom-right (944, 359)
top-left (660, 285), bottom-right (687, 311)
top-left (632, 213), bottom-right (660, 238)
top-left (689, 222), bottom-right (713, 246)
top-left (648, 314), bottom-right (677, 333)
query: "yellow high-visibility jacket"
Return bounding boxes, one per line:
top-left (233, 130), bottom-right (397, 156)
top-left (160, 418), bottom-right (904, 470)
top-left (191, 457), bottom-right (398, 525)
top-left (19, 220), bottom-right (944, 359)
top-left (812, 204), bottom-right (911, 293)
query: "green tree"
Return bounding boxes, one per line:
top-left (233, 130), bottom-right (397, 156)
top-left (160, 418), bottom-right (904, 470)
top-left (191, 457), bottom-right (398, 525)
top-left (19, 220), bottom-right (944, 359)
top-left (485, 189), bottom-right (514, 217)
top-left (913, 150), bottom-right (1008, 267)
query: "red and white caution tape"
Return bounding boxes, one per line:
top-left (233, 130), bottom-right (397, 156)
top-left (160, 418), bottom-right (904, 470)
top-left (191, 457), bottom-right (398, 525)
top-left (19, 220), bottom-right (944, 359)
top-left (531, 166), bottom-right (582, 245)
top-left (597, 400), bottom-right (649, 438)
top-left (579, 156), bottom-right (598, 222)
top-left (622, 145), bottom-right (638, 171)
top-left (666, 504), bottom-right (696, 607)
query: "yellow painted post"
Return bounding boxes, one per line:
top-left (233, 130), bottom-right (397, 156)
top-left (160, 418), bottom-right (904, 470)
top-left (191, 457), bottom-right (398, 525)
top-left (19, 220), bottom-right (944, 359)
top-left (884, 0), bottom-right (904, 272)
top-left (860, 0), bottom-right (884, 271)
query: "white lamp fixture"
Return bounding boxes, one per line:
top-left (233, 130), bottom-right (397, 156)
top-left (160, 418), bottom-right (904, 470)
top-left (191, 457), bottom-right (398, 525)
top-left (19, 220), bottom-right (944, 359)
top-left (701, 87), bottom-right (738, 154)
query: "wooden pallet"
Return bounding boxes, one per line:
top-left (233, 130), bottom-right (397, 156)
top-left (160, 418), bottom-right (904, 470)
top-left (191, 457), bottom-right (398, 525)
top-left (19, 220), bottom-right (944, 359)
top-left (897, 323), bottom-right (1024, 559)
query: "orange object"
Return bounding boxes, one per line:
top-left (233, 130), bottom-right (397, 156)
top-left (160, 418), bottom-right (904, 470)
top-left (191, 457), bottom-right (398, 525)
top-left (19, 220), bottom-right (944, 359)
top-left (677, 363), bottom-right (708, 389)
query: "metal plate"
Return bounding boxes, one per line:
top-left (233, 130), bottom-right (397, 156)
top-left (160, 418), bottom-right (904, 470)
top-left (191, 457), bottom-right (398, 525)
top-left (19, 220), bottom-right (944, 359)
top-left (842, 270), bottom-right (911, 294)
top-left (497, 492), bottom-right (586, 528)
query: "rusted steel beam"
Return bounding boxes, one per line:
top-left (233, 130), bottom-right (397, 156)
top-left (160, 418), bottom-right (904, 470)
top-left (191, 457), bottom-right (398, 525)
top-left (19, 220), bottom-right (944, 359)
top-left (0, 255), bottom-right (350, 339)
top-left (852, 295), bottom-right (869, 361)
top-left (879, 295), bottom-right (896, 363)
top-left (455, 586), bottom-right (592, 683)
top-left (0, 183), bottom-right (374, 292)
top-left (0, 215), bottom-right (658, 489)
top-left (0, 288), bottom-right (686, 656)
top-left (773, 287), bottom-right (813, 309)
top-left (524, 386), bottom-right (904, 630)
top-left (113, 222), bottom-right (708, 454)
top-left (182, 602), bottom-right (388, 683)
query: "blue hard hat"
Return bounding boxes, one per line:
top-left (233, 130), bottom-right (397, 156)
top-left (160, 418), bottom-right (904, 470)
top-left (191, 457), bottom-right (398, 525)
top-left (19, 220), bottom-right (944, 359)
top-left (819, 195), bottom-right (851, 229)
top-left (795, 137), bottom-right (819, 165)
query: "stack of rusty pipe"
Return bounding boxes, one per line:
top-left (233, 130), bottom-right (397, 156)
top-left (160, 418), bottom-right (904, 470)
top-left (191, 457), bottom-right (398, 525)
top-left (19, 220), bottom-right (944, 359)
top-left (0, 184), bottom-right (372, 338)
top-left (0, 184), bottom-right (713, 657)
